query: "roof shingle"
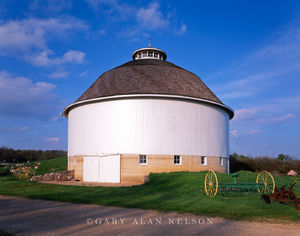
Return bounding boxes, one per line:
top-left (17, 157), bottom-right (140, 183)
top-left (76, 59), bottom-right (224, 105)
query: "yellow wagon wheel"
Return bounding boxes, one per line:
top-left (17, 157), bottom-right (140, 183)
top-left (256, 171), bottom-right (275, 194)
top-left (204, 170), bottom-right (218, 197)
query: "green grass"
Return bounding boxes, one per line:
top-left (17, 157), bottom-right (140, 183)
top-left (0, 157), bottom-right (300, 223)
top-left (292, 176), bottom-right (300, 183)
top-left (0, 166), bottom-right (10, 176)
top-left (24, 157), bottom-right (67, 175)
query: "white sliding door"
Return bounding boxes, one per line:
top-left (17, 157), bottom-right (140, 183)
top-left (83, 155), bottom-right (120, 183)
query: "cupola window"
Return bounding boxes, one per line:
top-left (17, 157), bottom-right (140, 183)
top-left (132, 47), bottom-right (167, 61)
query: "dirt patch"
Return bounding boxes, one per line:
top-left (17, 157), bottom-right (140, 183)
top-left (38, 180), bottom-right (140, 187)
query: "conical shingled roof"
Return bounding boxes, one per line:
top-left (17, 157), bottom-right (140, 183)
top-left (76, 59), bottom-right (223, 105)
top-left (65, 49), bottom-right (233, 119)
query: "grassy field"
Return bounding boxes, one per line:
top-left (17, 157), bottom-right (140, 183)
top-left (24, 157), bottom-right (67, 175)
top-left (0, 157), bottom-right (299, 223)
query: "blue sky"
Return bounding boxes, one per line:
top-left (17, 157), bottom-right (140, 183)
top-left (0, 0), bottom-right (300, 158)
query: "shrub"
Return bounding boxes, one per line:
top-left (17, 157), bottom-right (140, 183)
top-left (229, 153), bottom-right (300, 174)
top-left (10, 166), bottom-right (35, 180)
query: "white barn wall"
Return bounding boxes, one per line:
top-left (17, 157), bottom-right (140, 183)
top-left (68, 98), bottom-right (229, 157)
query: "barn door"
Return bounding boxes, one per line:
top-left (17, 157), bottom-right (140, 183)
top-left (99, 154), bottom-right (120, 183)
top-left (84, 155), bottom-right (120, 183)
top-left (83, 156), bottom-right (99, 182)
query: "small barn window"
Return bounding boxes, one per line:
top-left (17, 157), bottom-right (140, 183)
top-left (201, 156), bottom-right (207, 165)
top-left (174, 155), bottom-right (181, 165)
top-left (148, 51), bottom-right (153, 57)
top-left (139, 155), bottom-right (147, 165)
top-left (154, 52), bottom-right (158, 58)
top-left (220, 157), bottom-right (224, 166)
top-left (143, 52), bottom-right (147, 57)
top-left (74, 156), bottom-right (77, 165)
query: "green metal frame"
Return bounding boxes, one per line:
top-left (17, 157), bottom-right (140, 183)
top-left (219, 172), bottom-right (263, 192)
top-left (218, 183), bottom-right (264, 192)
top-left (204, 170), bottom-right (275, 197)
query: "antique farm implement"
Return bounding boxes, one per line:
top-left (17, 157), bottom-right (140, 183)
top-left (204, 170), bottom-right (275, 197)
top-left (268, 183), bottom-right (300, 211)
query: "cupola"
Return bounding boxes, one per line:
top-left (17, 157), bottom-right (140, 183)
top-left (132, 47), bottom-right (167, 61)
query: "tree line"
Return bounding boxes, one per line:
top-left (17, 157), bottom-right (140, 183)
top-left (0, 147), bottom-right (66, 163)
top-left (230, 153), bottom-right (300, 174)
top-left (1, 146), bottom-right (299, 174)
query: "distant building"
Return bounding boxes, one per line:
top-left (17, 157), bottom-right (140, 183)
top-left (288, 170), bottom-right (297, 176)
top-left (64, 47), bottom-right (234, 185)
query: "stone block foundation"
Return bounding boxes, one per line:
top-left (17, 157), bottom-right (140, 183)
top-left (68, 154), bottom-right (228, 186)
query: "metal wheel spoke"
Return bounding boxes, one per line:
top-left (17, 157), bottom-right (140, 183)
top-left (204, 170), bottom-right (218, 197)
top-left (268, 184), bottom-right (273, 193)
top-left (262, 174), bottom-right (266, 183)
top-left (266, 175), bottom-right (270, 184)
top-left (265, 185), bottom-right (269, 193)
top-left (265, 174), bottom-right (270, 183)
top-left (263, 188), bottom-right (267, 194)
top-left (261, 174), bottom-right (265, 183)
top-left (256, 171), bottom-right (275, 194)
top-left (259, 175), bottom-right (263, 183)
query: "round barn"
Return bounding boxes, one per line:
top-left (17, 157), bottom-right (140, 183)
top-left (64, 47), bottom-right (234, 185)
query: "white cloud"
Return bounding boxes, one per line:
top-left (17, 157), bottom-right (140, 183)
top-left (216, 70), bottom-right (287, 99)
top-left (45, 137), bottom-right (60, 142)
top-left (175, 24), bottom-right (187, 35)
top-left (86, 0), bottom-right (186, 38)
top-left (232, 107), bottom-right (259, 122)
top-left (20, 126), bottom-right (29, 131)
top-left (30, 0), bottom-right (72, 13)
top-left (0, 126), bottom-right (29, 132)
top-left (259, 113), bottom-right (295, 124)
top-left (230, 130), bottom-right (239, 138)
top-left (26, 50), bottom-right (54, 66)
top-left (62, 50), bottom-right (85, 64)
top-left (0, 71), bottom-right (61, 119)
top-left (270, 95), bottom-right (300, 107)
top-left (136, 2), bottom-right (169, 30)
top-left (212, 21), bottom-right (300, 100)
top-left (0, 17), bottom-right (87, 53)
top-left (98, 29), bottom-right (106, 35)
top-left (50, 116), bottom-right (60, 121)
top-left (249, 129), bottom-right (261, 135)
top-left (48, 70), bottom-right (69, 79)
top-left (79, 71), bottom-right (89, 78)
top-left (231, 95), bottom-right (300, 124)
top-left (0, 17), bottom-right (87, 66)
top-left (27, 50), bottom-right (85, 67)
top-left (86, 0), bottom-right (134, 19)
top-left (230, 129), bottom-right (261, 139)
top-left (85, 0), bottom-right (100, 10)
